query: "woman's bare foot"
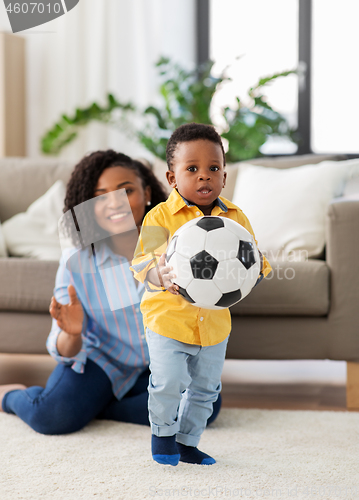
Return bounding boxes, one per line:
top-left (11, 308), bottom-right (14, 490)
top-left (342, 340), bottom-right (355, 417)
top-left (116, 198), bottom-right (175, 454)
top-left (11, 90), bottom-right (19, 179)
top-left (0, 384), bottom-right (26, 412)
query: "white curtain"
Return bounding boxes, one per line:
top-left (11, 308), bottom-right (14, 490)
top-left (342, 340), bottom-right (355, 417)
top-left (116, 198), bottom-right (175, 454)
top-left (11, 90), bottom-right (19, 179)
top-left (13, 0), bottom-right (196, 160)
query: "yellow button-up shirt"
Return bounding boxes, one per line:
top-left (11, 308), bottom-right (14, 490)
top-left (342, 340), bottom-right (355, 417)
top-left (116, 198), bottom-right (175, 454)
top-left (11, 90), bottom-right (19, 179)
top-left (130, 188), bottom-right (271, 346)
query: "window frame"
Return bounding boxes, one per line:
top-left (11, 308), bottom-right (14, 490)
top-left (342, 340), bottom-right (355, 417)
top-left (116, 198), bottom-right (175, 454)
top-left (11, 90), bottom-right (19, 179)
top-left (197, 0), bottom-right (359, 158)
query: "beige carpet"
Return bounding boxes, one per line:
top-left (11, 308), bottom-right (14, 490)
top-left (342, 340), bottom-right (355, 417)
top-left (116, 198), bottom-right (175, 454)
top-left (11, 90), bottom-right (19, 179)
top-left (1, 409), bottom-right (359, 500)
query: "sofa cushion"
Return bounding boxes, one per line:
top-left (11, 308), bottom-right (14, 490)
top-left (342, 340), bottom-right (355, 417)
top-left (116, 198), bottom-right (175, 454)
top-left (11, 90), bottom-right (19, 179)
top-left (230, 259), bottom-right (330, 316)
top-left (3, 180), bottom-right (66, 262)
top-left (0, 158), bottom-right (74, 222)
top-left (343, 170), bottom-right (359, 198)
top-left (0, 258), bottom-right (58, 312)
top-left (0, 312), bottom-right (51, 354)
top-left (0, 258), bottom-right (329, 316)
top-left (221, 154), bottom-right (347, 201)
top-left (0, 220), bottom-right (7, 257)
top-left (2, 180), bottom-right (66, 260)
top-left (0, 156), bottom-right (173, 224)
top-left (244, 153), bottom-right (347, 170)
top-left (231, 158), bottom-right (359, 260)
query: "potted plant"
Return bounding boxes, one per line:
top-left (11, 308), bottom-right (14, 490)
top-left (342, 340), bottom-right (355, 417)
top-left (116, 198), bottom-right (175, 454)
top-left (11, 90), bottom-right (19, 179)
top-left (41, 57), bottom-right (298, 162)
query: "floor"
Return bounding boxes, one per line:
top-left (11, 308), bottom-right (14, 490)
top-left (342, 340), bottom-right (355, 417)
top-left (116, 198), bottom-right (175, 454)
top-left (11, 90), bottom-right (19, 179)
top-left (0, 354), bottom-right (348, 411)
top-left (221, 360), bottom-right (347, 411)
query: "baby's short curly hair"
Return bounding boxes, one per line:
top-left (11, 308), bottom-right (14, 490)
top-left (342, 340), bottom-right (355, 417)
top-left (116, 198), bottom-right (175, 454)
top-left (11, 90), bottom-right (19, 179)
top-left (166, 123), bottom-right (226, 170)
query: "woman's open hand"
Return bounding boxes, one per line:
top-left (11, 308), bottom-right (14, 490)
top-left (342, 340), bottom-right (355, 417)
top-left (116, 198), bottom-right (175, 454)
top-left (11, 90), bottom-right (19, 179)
top-left (49, 285), bottom-right (84, 336)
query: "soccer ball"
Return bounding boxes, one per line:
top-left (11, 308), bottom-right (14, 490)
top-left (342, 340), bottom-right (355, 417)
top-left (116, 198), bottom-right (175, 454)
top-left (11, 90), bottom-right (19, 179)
top-left (165, 216), bottom-right (261, 310)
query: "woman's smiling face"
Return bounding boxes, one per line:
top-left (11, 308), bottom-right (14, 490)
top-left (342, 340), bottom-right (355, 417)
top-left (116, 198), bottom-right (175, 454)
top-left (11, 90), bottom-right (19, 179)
top-left (93, 166), bottom-right (151, 233)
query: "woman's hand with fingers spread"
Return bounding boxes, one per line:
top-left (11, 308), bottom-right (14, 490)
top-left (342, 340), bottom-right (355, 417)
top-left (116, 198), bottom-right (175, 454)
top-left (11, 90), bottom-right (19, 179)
top-left (49, 284), bottom-right (84, 336)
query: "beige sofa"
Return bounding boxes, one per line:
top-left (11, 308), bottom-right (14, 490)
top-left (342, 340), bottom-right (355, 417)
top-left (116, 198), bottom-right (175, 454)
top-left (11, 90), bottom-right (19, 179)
top-left (1, 154), bottom-right (359, 407)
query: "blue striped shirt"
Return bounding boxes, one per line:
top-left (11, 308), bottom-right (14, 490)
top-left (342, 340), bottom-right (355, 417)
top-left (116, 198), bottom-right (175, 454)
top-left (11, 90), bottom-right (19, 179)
top-left (46, 240), bottom-right (149, 400)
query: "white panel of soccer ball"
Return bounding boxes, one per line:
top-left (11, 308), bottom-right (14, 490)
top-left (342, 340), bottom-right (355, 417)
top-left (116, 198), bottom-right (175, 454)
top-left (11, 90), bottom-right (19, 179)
top-left (165, 216), bottom-right (261, 310)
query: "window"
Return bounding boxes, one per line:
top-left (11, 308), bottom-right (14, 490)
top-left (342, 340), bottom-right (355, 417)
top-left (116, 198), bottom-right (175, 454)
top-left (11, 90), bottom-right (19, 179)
top-left (210, 0), bottom-right (299, 154)
top-left (311, 1), bottom-right (359, 153)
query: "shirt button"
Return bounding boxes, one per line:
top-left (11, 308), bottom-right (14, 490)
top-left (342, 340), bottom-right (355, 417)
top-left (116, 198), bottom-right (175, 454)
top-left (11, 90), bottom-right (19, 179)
top-left (141, 334), bottom-right (145, 339)
top-left (135, 307), bottom-right (140, 313)
top-left (200, 317), bottom-right (204, 321)
top-left (196, 211), bottom-right (200, 216)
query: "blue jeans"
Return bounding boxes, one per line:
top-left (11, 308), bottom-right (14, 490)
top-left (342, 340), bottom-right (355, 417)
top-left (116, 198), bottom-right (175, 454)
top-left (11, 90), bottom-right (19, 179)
top-left (2, 359), bottom-right (221, 435)
top-left (146, 328), bottom-right (229, 447)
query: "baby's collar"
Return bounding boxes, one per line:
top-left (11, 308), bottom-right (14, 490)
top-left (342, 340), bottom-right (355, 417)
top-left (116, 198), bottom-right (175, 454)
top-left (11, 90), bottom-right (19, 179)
top-left (176, 188), bottom-right (228, 213)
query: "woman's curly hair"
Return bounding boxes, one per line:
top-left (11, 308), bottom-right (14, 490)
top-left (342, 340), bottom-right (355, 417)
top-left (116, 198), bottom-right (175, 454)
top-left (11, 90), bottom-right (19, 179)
top-left (60, 150), bottom-right (168, 255)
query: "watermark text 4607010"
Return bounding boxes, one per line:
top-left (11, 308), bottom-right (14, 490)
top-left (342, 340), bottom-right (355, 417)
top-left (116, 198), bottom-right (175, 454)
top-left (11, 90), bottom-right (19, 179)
top-left (3, 0), bottom-right (80, 33)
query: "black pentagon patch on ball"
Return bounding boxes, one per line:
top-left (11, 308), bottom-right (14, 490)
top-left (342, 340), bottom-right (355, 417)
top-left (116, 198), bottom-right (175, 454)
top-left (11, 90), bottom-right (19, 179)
top-left (165, 235), bottom-right (177, 263)
top-left (177, 285), bottom-right (195, 303)
top-left (190, 250), bottom-right (218, 279)
top-left (196, 216), bottom-right (224, 232)
top-left (237, 241), bottom-right (256, 270)
top-left (215, 289), bottom-right (242, 308)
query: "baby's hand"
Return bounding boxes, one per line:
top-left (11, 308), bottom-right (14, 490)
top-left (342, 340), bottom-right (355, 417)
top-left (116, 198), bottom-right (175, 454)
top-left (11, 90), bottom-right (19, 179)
top-left (156, 253), bottom-right (180, 295)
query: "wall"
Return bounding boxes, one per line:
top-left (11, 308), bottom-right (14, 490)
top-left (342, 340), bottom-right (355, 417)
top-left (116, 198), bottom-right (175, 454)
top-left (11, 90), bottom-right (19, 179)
top-left (0, 0), bottom-right (196, 161)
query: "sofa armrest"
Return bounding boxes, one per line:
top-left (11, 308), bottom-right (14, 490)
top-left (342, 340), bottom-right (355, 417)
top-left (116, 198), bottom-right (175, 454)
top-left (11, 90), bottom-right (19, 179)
top-left (326, 196), bottom-right (359, 324)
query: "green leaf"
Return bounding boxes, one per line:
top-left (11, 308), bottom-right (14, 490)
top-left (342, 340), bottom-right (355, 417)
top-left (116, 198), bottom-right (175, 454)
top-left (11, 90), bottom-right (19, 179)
top-left (40, 56), bottom-right (298, 159)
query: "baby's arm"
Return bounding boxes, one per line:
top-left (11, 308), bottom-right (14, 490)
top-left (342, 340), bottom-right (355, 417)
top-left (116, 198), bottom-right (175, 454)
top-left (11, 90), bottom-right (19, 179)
top-left (130, 209), bottom-right (178, 293)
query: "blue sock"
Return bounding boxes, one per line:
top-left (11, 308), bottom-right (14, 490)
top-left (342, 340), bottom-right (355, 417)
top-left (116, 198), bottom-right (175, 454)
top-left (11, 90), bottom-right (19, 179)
top-left (151, 435), bottom-right (180, 466)
top-left (177, 443), bottom-right (216, 465)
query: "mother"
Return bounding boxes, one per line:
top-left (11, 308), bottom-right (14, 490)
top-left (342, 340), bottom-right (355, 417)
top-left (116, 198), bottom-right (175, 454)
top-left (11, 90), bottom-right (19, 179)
top-left (0, 150), bottom-right (221, 434)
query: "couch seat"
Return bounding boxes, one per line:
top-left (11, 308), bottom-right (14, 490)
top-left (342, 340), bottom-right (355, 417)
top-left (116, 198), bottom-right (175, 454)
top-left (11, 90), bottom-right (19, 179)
top-left (0, 258), bottom-right (330, 317)
top-left (0, 258), bottom-right (58, 312)
top-left (230, 259), bottom-right (330, 316)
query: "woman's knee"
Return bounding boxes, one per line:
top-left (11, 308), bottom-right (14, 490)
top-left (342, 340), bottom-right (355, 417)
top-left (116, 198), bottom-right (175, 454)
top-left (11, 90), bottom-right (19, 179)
top-left (27, 400), bottom-right (91, 435)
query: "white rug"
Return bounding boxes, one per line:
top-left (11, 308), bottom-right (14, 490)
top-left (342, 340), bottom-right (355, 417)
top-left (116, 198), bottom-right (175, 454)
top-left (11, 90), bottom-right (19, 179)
top-left (1, 409), bottom-right (359, 500)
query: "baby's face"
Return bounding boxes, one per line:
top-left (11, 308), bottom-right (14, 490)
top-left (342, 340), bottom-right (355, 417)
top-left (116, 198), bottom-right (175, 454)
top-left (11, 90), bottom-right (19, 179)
top-left (166, 139), bottom-right (226, 214)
